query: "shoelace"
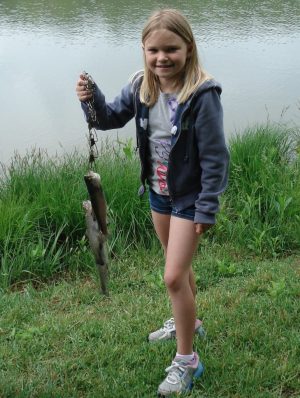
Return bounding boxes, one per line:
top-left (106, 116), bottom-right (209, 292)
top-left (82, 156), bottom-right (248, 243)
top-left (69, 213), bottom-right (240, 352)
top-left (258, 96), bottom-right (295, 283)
top-left (165, 361), bottom-right (186, 385)
top-left (162, 318), bottom-right (175, 331)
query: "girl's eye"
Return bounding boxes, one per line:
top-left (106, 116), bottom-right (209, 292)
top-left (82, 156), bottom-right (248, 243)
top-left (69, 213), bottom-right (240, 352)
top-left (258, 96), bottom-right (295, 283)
top-left (147, 49), bottom-right (157, 53)
top-left (167, 47), bottom-right (178, 53)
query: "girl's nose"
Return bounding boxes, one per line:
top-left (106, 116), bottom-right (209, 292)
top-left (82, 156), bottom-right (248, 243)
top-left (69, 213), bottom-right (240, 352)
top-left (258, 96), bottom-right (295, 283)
top-left (158, 52), bottom-right (168, 62)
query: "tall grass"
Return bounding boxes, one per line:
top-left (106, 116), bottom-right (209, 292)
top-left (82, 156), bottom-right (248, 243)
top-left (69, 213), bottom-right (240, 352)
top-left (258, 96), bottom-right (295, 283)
top-left (216, 124), bottom-right (300, 255)
top-left (0, 143), bottom-right (152, 288)
top-left (0, 124), bottom-right (299, 288)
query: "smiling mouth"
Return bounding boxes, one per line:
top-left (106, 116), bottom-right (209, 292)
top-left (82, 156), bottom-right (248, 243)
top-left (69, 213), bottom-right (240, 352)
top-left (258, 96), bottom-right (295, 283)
top-left (155, 65), bottom-right (174, 69)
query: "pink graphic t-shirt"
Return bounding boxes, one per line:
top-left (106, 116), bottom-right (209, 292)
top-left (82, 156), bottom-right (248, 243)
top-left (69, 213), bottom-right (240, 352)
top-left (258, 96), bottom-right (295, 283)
top-left (148, 92), bottom-right (178, 195)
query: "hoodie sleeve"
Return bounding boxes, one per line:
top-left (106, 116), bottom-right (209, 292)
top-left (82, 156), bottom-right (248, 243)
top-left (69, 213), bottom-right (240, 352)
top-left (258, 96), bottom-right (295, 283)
top-left (194, 87), bottom-right (229, 225)
top-left (80, 81), bottom-right (135, 130)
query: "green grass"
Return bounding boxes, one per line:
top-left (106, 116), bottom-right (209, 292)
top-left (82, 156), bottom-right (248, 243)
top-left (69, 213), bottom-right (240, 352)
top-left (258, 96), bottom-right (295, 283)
top-left (0, 123), bottom-right (299, 396)
top-left (0, 249), bottom-right (299, 397)
top-left (0, 142), bottom-right (153, 288)
top-left (215, 124), bottom-right (300, 256)
top-left (1, 123), bottom-right (299, 288)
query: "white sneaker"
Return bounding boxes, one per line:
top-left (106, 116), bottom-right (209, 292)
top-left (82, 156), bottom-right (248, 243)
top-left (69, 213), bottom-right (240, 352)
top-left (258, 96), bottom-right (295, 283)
top-left (157, 352), bottom-right (204, 396)
top-left (148, 318), bottom-right (205, 342)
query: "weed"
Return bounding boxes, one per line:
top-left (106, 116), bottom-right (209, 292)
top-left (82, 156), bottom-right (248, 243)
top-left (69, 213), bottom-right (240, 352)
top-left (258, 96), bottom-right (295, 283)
top-left (0, 124), bottom-right (299, 288)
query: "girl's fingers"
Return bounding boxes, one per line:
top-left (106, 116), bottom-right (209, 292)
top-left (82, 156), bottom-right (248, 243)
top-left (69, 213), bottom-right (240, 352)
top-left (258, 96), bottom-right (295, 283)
top-left (77, 80), bottom-right (87, 90)
top-left (195, 223), bottom-right (212, 235)
top-left (76, 76), bottom-right (93, 101)
top-left (195, 224), bottom-right (202, 235)
top-left (78, 92), bottom-right (92, 102)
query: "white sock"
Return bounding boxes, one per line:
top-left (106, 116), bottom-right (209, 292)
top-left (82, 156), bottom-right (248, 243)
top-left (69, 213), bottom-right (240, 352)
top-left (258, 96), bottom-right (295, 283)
top-left (175, 352), bottom-right (195, 362)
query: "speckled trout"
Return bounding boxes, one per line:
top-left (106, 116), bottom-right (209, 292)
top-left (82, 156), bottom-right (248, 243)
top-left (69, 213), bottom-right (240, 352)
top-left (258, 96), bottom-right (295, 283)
top-left (83, 171), bottom-right (109, 295)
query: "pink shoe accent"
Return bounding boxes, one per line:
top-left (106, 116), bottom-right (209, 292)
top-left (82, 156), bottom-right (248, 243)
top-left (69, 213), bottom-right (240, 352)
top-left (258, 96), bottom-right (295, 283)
top-left (195, 319), bottom-right (202, 329)
top-left (189, 352), bottom-right (199, 368)
top-left (174, 352), bottom-right (199, 369)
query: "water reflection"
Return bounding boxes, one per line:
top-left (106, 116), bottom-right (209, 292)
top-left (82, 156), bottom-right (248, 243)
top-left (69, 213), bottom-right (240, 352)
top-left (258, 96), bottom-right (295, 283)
top-left (0, 0), bottom-right (299, 163)
top-left (1, 0), bottom-right (299, 40)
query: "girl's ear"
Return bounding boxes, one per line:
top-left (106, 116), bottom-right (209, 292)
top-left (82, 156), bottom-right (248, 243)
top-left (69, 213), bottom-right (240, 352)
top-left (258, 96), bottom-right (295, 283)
top-left (141, 42), bottom-right (145, 51)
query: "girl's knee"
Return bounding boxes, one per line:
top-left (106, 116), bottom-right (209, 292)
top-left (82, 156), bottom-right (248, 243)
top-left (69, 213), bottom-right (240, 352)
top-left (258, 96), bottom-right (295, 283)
top-left (164, 270), bottom-right (186, 291)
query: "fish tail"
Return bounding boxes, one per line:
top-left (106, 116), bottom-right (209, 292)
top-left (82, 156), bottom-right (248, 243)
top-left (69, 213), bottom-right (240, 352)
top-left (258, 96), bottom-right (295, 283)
top-left (97, 263), bottom-right (109, 296)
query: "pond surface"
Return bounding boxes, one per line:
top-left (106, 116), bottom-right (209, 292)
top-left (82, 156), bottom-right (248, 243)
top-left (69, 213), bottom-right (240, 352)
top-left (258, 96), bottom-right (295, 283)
top-left (0, 0), bottom-right (299, 163)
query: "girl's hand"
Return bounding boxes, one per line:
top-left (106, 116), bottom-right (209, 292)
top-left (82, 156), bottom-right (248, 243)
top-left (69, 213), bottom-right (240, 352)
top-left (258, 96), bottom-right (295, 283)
top-left (76, 73), bottom-right (93, 102)
top-left (195, 223), bottom-right (212, 235)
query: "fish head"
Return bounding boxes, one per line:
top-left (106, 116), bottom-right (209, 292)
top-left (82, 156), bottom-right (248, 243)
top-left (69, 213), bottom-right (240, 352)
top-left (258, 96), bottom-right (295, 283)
top-left (82, 200), bottom-right (92, 213)
top-left (84, 170), bottom-right (101, 182)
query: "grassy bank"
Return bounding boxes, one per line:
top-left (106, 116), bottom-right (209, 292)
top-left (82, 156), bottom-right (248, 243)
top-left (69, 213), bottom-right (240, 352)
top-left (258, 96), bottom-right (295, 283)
top-left (217, 124), bottom-right (300, 255)
top-left (0, 124), bottom-right (300, 397)
top-left (0, 124), bottom-right (299, 288)
top-left (0, 140), bottom-right (153, 288)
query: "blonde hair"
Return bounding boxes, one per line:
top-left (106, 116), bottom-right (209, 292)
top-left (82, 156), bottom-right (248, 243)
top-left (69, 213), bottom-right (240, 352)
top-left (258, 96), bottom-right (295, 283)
top-left (140, 9), bottom-right (211, 106)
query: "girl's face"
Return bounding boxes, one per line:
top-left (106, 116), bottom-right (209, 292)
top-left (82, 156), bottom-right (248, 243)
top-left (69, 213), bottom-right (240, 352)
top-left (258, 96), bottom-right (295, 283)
top-left (143, 29), bottom-right (191, 91)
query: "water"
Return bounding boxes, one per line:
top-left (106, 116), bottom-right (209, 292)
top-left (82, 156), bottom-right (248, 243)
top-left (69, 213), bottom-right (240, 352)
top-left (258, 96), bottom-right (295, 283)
top-left (0, 0), bottom-right (299, 164)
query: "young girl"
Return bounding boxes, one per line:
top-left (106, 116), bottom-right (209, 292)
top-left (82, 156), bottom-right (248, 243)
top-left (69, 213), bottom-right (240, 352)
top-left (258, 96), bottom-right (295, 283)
top-left (76, 9), bottom-right (229, 396)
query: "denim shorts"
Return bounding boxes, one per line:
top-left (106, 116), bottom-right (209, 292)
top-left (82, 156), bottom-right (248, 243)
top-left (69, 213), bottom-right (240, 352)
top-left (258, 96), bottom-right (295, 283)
top-left (149, 189), bottom-right (195, 221)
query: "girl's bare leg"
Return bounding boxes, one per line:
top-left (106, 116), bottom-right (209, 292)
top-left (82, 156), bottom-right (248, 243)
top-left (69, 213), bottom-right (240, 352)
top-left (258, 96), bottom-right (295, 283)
top-left (152, 211), bottom-right (198, 355)
top-left (151, 210), bottom-right (197, 297)
top-left (164, 216), bottom-right (199, 354)
top-left (151, 210), bottom-right (171, 256)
